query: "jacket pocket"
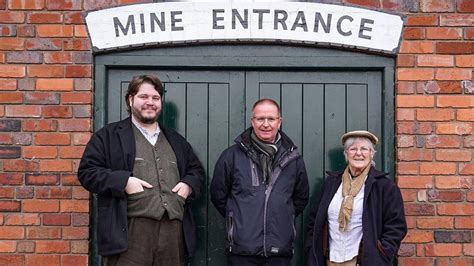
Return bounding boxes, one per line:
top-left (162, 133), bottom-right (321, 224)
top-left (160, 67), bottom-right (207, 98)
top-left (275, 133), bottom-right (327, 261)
top-left (377, 239), bottom-right (391, 262)
top-left (227, 211), bottom-right (235, 251)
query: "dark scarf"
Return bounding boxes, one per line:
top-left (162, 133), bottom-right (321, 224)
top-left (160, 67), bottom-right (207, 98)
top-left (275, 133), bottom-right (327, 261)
top-left (250, 130), bottom-right (280, 184)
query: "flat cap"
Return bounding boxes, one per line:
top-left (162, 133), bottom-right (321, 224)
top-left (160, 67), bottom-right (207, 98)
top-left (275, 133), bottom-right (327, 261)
top-left (341, 130), bottom-right (378, 145)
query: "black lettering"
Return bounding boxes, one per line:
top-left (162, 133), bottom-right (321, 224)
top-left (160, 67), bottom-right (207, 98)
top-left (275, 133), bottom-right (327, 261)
top-left (291, 11), bottom-right (308, 32)
top-left (359, 18), bottom-right (374, 40)
top-left (274, 10), bottom-right (287, 30)
top-left (253, 9), bottom-right (270, 29)
top-left (139, 13), bottom-right (145, 33)
top-left (113, 15), bottom-right (136, 37)
top-left (314, 12), bottom-right (331, 33)
top-left (213, 9), bottom-right (225, 30)
top-left (150, 12), bottom-right (165, 32)
top-left (171, 11), bottom-right (184, 31)
top-left (337, 15), bottom-right (353, 36)
top-left (232, 9), bottom-right (248, 29)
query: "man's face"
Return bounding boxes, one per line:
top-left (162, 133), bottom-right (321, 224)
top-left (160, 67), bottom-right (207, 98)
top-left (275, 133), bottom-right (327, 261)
top-left (129, 82), bottom-right (162, 124)
top-left (251, 102), bottom-right (282, 143)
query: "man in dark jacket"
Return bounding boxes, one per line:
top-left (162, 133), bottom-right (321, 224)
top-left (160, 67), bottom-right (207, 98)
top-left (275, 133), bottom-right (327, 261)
top-left (78, 75), bottom-right (204, 266)
top-left (211, 98), bottom-right (309, 266)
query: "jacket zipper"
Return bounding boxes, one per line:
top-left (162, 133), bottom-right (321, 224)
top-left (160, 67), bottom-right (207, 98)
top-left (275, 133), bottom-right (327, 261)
top-left (227, 211), bottom-right (234, 252)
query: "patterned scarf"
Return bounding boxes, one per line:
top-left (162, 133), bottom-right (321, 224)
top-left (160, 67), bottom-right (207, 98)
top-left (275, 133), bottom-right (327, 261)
top-left (250, 131), bottom-right (279, 184)
top-left (338, 165), bottom-right (371, 232)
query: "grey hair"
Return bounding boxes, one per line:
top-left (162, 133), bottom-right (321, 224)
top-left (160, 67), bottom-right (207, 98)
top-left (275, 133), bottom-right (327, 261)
top-left (343, 136), bottom-right (376, 166)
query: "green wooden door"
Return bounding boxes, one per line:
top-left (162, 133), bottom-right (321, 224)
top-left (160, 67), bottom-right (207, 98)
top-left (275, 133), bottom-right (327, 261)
top-left (105, 68), bottom-right (384, 265)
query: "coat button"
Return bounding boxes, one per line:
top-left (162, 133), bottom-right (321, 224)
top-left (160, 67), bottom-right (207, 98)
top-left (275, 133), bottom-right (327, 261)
top-left (122, 228), bottom-right (126, 232)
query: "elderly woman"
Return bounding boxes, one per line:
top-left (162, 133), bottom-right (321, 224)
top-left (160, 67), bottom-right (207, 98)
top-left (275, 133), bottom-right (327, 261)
top-left (306, 130), bottom-right (407, 266)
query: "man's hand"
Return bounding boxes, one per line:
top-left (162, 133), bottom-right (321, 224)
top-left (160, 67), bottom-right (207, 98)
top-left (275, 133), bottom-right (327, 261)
top-left (172, 182), bottom-right (192, 200)
top-left (125, 176), bottom-right (153, 195)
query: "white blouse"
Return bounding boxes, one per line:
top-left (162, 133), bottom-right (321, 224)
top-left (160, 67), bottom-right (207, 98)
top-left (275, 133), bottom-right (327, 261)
top-left (327, 176), bottom-right (366, 263)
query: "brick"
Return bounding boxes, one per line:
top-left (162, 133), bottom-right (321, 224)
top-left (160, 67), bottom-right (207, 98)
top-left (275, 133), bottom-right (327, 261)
top-left (425, 243), bottom-right (462, 256)
top-left (396, 54), bottom-right (415, 67)
top-left (0, 255), bottom-right (23, 264)
top-left (22, 146), bottom-right (56, 159)
top-left (73, 105), bottom-right (91, 118)
top-left (17, 241), bottom-right (34, 253)
top-left (27, 12), bottom-right (62, 23)
top-left (58, 119), bottom-right (90, 132)
top-left (6, 51), bottom-right (43, 64)
top-left (25, 255), bottom-right (60, 266)
top-left (0, 79), bottom-right (17, 90)
top-left (25, 173), bottom-right (59, 185)
top-left (22, 120), bottom-right (57, 132)
top-left (396, 108), bottom-right (415, 121)
top-left (28, 65), bottom-right (64, 78)
top-left (0, 65), bottom-right (25, 78)
top-left (0, 200), bottom-right (21, 212)
top-left (71, 133), bottom-right (91, 145)
top-left (417, 108), bottom-right (453, 121)
top-left (397, 122), bottom-right (433, 134)
top-left (0, 187), bottom-right (14, 198)
top-left (430, 81), bottom-right (462, 94)
top-left (42, 106), bottom-right (72, 118)
top-left (64, 12), bottom-right (83, 24)
top-left (465, 135), bottom-right (474, 148)
top-left (466, 28), bottom-right (474, 39)
top-left (403, 27), bottom-right (425, 40)
top-left (397, 136), bottom-right (415, 148)
top-left (0, 173), bottom-right (23, 185)
top-left (43, 213), bottom-right (71, 226)
top-left (400, 41), bottom-right (434, 54)
top-left (34, 132), bottom-right (70, 145)
top-left (0, 25), bottom-right (16, 37)
top-left (73, 52), bottom-right (92, 65)
top-left (18, 78), bottom-right (35, 91)
top-left (0, 120), bottom-right (21, 132)
top-left (37, 187), bottom-right (72, 199)
top-left (406, 15), bottom-right (438, 26)
top-left (62, 255), bottom-right (88, 266)
top-left (460, 164), bottom-right (474, 174)
top-left (61, 92), bottom-right (92, 104)
top-left (405, 203), bottom-right (435, 215)
top-left (465, 244), bottom-right (474, 256)
top-left (5, 106), bottom-right (41, 118)
top-left (23, 199), bottom-right (59, 213)
top-left (438, 96), bottom-right (474, 107)
top-left (457, 0), bottom-right (474, 12)
top-left (0, 146), bottom-right (20, 159)
top-left (417, 55), bottom-right (453, 67)
top-left (456, 55), bottom-right (474, 67)
top-left (436, 149), bottom-right (471, 162)
top-left (420, 162), bottom-right (456, 175)
top-left (455, 217), bottom-right (474, 229)
top-left (36, 241), bottom-right (70, 253)
top-left (70, 240), bottom-right (88, 254)
top-left (72, 186), bottom-right (89, 200)
top-left (72, 214), bottom-right (89, 226)
top-left (63, 227), bottom-right (88, 239)
top-left (37, 24), bottom-right (73, 37)
top-left (426, 27), bottom-right (462, 39)
top-left (0, 38), bottom-right (24, 50)
top-left (436, 122), bottom-right (472, 135)
top-left (8, 0), bottom-right (45, 9)
top-left (58, 146), bottom-right (85, 159)
top-left (15, 187), bottom-right (33, 199)
top-left (74, 25), bottom-right (87, 37)
top-left (39, 159), bottom-right (72, 172)
top-left (418, 217), bottom-right (453, 229)
top-left (36, 78), bottom-right (74, 91)
top-left (0, 11), bottom-right (25, 23)
top-left (397, 95), bottom-right (434, 107)
top-left (65, 65), bottom-right (91, 78)
top-left (421, 0), bottom-right (456, 12)
top-left (63, 39), bottom-right (91, 51)
top-left (398, 175), bottom-right (432, 188)
top-left (0, 133), bottom-right (12, 144)
top-left (441, 14), bottom-right (474, 26)
top-left (44, 51), bottom-right (72, 64)
top-left (436, 42), bottom-right (474, 54)
top-left (0, 92), bottom-right (23, 103)
top-left (27, 227), bottom-right (61, 240)
top-left (12, 132), bottom-right (31, 146)
top-left (60, 199), bottom-right (89, 212)
top-left (428, 189), bottom-right (465, 202)
top-left (435, 69), bottom-right (471, 81)
top-left (458, 109), bottom-right (474, 121)
top-left (24, 92), bottom-right (60, 105)
top-left (438, 203), bottom-right (474, 215)
top-left (3, 159), bottom-right (40, 172)
top-left (16, 25), bottom-right (35, 37)
top-left (46, 0), bottom-right (82, 10)
top-left (4, 214), bottom-right (40, 225)
top-left (402, 230), bottom-right (434, 243)
top-left (25, 38), bottom-right (62, 51)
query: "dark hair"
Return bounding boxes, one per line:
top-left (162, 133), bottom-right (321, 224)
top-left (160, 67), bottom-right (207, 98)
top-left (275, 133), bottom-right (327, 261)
top-left (125, 75), bottom-right (164, 114)
top-left (252, 98), bottom-right (281, 116)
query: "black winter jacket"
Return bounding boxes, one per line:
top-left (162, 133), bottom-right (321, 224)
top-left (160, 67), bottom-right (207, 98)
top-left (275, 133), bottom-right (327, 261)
top-left (306, 167), bottom-right (407, 266)
top-left (78, 118), bottom-right (204, 256)
top-left (211, 128), bottom-right (309, 258)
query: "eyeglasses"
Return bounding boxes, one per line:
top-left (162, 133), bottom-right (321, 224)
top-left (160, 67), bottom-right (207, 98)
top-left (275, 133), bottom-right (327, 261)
top-left (252, 116), bottom-right (280, 124)
top-left (347, 147), bottom-right (371, 154)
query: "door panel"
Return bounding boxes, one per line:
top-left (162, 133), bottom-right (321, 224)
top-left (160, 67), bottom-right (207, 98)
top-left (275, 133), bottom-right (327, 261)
top-left (106, 69), bottom-right (383, 265)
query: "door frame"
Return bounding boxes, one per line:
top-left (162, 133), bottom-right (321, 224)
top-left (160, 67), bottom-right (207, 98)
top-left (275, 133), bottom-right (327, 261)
top-left (93, 44), bottom-right (395, 265)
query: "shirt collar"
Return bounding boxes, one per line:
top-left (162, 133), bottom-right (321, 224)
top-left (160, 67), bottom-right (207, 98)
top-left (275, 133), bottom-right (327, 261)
top-left (131, 117), bottom-right (160, 137)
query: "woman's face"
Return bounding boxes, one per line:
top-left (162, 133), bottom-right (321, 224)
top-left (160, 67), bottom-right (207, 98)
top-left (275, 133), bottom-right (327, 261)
top-left (345, 138), bottom-right (374, 175)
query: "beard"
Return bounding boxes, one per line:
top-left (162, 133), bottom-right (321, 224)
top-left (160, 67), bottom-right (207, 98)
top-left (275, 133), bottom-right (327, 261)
top-left (131, 105), bottom-right (160, 124)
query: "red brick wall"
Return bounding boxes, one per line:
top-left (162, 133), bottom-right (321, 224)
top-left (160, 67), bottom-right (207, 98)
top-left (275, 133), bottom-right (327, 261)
top-left (0, 0), bottom-right (472, 265)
